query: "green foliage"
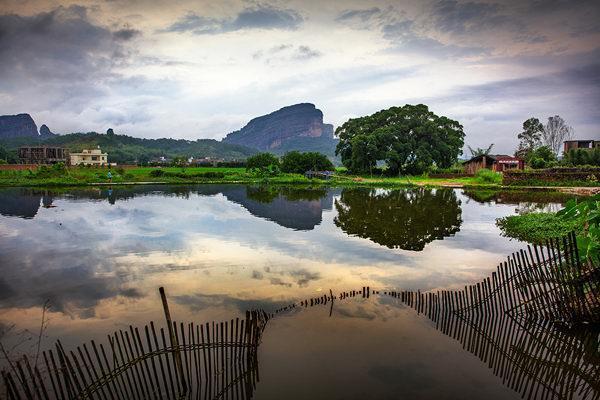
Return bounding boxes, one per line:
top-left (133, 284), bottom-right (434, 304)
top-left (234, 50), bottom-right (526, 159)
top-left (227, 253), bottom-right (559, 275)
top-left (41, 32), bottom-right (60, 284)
top-left (148, 168), bottom-right (225, 179)
top-left (246, 153), bottom-right (280, 175)
top-left (0, 145), bottom-right (17, 163)
top-left (475, 168), bottom-right (502, 184)
top-left (496, 194), bottom-right (599, 261)
top-left (468, 144), bottom-right (494, 157)
top-left (563, 148), bottom-right (600, 167)
top-left (496, 213), bottom-right (581, 244)
top-left (517, 118), bottom-right (543, 156)
top-left (280, 151), bottom-right (334, 174)
top-left (557, 194), bottom-right (600, 260)
top-left (334, 188), bottom-right (462, 251)
top-left (0, 131), bottom-right (257, 164)
top-left (335, 104), bottom-right (465, 175)
top-left (526, 145), bottom-right (557, 169)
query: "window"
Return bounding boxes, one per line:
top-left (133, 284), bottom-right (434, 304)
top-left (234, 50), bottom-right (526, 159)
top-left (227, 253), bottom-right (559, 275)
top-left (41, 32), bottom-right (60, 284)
top-left (92, 156), bottom-right (99, 161)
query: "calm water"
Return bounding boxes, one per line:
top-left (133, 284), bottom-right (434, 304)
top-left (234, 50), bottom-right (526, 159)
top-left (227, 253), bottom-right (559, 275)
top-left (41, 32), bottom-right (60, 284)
top-left (0, 185), bottom-right (594, 399)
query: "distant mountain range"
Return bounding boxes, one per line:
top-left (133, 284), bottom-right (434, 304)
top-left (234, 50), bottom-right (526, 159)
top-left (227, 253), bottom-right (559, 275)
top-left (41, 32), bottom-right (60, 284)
top-left (0, 103), bottom-right (339, 163)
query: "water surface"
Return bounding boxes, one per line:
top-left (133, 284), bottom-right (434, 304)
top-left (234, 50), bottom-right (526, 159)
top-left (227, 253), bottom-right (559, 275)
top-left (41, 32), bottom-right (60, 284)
top-left (0, 185), bottom-right (591, 399)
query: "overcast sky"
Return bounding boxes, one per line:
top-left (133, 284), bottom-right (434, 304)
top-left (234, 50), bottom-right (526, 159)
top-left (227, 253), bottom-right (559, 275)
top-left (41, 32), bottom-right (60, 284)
top-left (0, 0), bottom-right (598, 153)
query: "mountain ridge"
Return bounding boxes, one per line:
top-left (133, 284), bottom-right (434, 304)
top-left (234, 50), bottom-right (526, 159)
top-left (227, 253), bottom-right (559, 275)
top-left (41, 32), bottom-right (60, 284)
top-left (222, 103), bottom-right (338, 156)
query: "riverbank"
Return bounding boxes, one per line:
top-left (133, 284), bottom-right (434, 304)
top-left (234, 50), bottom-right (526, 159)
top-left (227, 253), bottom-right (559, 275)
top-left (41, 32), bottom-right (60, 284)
top-left (0, 166), bottom-right (598, 195)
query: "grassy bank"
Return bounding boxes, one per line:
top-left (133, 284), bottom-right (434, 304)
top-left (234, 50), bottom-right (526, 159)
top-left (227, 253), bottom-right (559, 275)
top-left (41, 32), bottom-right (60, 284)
top-left (0, 165), bottom-right (594, 191)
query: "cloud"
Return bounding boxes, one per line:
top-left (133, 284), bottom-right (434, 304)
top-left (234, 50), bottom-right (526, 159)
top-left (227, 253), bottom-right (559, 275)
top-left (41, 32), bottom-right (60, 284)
top-left (336, 7), bottom-right (382, 23)
top-left (294, 45), bottom-right (321, 60)
top-left (431, 0), bottom-right (508, 34)
top-left (252, 44), bottom-right (320, 62)
top-left (173, 293), bottom-right (287, 313)
top-left (113, 27), bottom-right (142, 41)
top-left (0, 5), bottom-right (141, 116)
top-left (382, 20), bottom-right (488, 58)
top-left (163, 4), bottom-right (303, 35)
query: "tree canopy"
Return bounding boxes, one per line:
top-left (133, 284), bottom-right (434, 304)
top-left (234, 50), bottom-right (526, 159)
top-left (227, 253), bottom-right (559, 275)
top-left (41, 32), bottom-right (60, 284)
top-left (280, 151), bottom-right (334, 174)
top-left (245, 152), bottom-right (280, 174)
top-left (517, 118), bottom-right (543, 157)
top-left (334, 188), bottom-right (462, 251)
top-left (335, 104), bottom-right (465, 175)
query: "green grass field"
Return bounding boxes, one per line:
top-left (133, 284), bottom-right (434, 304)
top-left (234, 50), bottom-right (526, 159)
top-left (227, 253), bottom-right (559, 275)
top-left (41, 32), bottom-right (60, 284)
top-left (0, 165), bottom-right (592, 190)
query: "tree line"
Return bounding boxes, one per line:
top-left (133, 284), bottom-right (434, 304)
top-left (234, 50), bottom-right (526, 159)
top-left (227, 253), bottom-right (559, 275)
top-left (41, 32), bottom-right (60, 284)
top-left (245, 151), bottom-right (335, 175)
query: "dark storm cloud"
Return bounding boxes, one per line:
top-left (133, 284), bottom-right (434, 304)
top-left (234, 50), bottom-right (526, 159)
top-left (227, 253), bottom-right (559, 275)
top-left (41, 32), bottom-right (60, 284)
top-left (0, 6), bottom-right (132, 82)
top-left (382, 20), bottom-right (488, 58)
top-left (0, 5), bottom-right (143, 115)
top-left (113, 27), bottom-right (142, 40)
top-left (164, 4), bottom-right (303, 35)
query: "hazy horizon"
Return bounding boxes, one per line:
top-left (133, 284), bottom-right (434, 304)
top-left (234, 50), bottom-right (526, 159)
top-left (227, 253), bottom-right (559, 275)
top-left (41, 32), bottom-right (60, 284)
top-left (1, 0), bottom-right (599, 154)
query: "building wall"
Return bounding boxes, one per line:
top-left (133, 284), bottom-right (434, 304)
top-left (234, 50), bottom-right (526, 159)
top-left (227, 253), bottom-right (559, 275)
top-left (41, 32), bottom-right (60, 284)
top-left (564, 140), bottom-right (597, 153)
top-left (18, 147), bottom-right (68, 164)
top-left (464, 159), bottom-right (486, 174)
top-left (70, 151), bottom-right (108, 166)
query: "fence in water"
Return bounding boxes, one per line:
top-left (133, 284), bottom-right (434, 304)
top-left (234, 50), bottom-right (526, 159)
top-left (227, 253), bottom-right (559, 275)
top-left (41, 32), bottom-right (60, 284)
top-left (2, 233), bottom-right (599, 399)
top-left (1, 289), bottom-right (269, 400)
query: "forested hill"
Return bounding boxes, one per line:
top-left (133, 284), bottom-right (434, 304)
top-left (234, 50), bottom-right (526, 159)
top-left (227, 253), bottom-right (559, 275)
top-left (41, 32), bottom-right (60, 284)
top-left (0, 132), bottom-right (258, 164)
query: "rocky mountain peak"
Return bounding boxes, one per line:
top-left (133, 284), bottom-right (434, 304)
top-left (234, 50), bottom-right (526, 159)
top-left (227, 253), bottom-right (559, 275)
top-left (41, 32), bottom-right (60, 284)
top-left (0, 114), bottom-right (39, 138)
top-left (223, 103), bottom-right (335, 151)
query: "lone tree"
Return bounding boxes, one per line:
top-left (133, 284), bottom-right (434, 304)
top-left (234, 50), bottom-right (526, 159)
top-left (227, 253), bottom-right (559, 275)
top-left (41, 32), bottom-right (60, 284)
top-left (517, 118), bottom-right (543, 157)
top-left (335, 104), bottom-right (464, 175)
top-left (542, 115), bottom-right (574, 155)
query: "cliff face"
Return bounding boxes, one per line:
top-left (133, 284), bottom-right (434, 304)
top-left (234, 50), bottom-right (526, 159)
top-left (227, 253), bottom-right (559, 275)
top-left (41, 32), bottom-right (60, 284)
top-left (39, 124), bottom-right (56, 137)
top-left (223, 103), bottom-right (335, 151)
top-left (0, 114), bottom-right (39, 138)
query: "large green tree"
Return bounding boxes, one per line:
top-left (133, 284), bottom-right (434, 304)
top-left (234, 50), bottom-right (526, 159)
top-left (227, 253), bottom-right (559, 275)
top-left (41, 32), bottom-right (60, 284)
top-left (335, 104), bottom-right (464, 175)
top-left (517, 118), bottom-right (543, 157)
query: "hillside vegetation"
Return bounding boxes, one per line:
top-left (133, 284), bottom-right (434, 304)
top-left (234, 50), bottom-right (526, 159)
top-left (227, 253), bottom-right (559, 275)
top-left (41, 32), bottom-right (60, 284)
top-left (0, 132), bottom-right (258, 164)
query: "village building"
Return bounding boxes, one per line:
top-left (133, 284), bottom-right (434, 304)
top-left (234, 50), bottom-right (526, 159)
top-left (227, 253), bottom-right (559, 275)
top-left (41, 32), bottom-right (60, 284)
top-left (70, 147), bottom-right (109, 166)
top-left (463, 154), bottom-right (524, 174)
top-left (563, 140), bottom-right (599, 153)
top-left (18, 146), bottom-right (68, 164)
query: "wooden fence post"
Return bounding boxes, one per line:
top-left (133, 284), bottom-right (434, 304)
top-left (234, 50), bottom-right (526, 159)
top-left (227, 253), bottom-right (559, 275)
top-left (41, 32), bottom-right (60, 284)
top-left (159, 287), bottom-right (187, 394)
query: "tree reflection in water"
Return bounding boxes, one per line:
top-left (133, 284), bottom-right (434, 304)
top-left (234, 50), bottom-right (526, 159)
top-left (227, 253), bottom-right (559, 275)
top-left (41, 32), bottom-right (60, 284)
top-left (334, 188), bottom-right (462, 251)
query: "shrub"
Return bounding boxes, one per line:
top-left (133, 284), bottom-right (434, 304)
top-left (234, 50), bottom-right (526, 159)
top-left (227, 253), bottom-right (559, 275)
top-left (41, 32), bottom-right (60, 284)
top-left (246, 153), bottom-right (280, 176)
top-left (149, 169), bottom-right (165, 177)
top-left (563, 148), bottom-right (600, 167)
top-left (280, 151), bottom-right (334, 174)
top-left (475, 168), bottom-right (502, 184)
top-left (530, 157), bottom-right (547, 169)
top-left (193, 171), bottom-right (225, 179)
top-left (496, 212), bottom-right (581, 244)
